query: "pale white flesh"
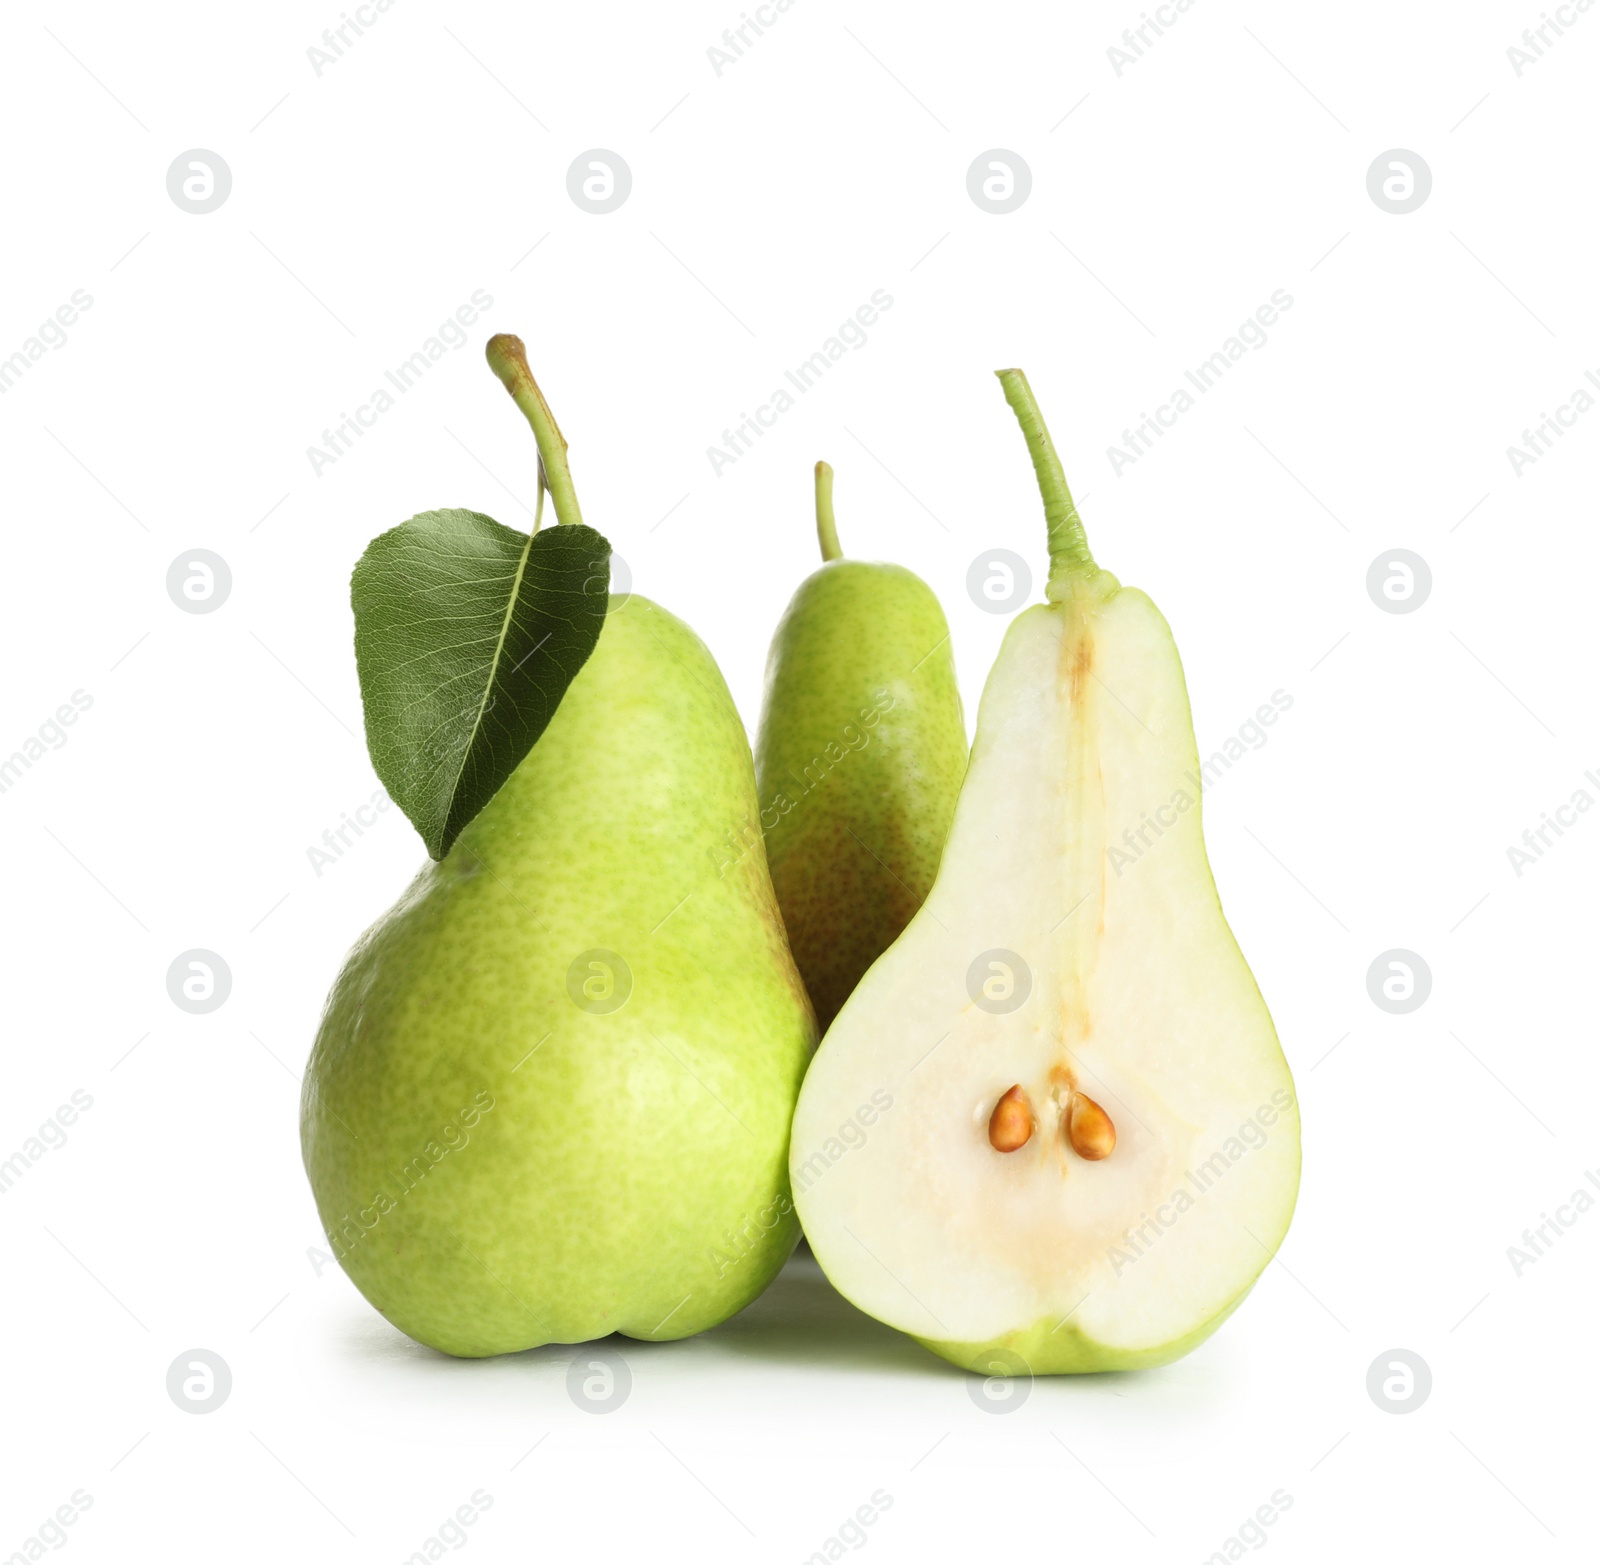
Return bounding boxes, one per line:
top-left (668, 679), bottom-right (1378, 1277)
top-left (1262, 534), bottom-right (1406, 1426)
top-left (791, 569), bottom-right (1300, 1365)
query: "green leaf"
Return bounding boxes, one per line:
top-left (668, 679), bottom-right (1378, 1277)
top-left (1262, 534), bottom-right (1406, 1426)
top-left (352, 509), bottom-right (611, 858)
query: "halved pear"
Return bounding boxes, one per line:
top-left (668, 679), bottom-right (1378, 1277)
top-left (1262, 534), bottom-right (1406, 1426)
top-left (790, 370), bottom-right (1300, 1374)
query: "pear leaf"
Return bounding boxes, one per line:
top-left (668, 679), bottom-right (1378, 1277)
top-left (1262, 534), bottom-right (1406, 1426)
top-left (352, 509), bottom-right (611, 858)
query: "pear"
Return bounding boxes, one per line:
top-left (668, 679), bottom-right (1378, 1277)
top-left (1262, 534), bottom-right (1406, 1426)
top-left (302, 339), bottom-right (816, 1356)
top-left (790, 371), bottom-right (1300, 1374)
top-left (755, 462), bottom-right (967, 1031)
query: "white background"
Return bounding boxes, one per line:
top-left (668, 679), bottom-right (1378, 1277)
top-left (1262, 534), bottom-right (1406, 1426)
top-left (1, 0), bottom-right (1596, 1560)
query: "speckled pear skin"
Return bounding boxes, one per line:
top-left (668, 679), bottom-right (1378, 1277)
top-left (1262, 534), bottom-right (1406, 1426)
top-left (755, 561), bottom-right (967, 1032)
top-left (302, 594), bottom-right (817, 1357)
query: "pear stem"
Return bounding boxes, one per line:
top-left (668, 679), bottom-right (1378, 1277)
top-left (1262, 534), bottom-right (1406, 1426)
top-left (815, 460), bottom-right (842, 561)
top-left (995, 368), bottom-right (1094, 600)
top-left (485, 334), bottom-right (584, 528)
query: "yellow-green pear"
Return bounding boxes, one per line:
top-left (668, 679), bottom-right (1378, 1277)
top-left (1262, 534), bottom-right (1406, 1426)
top-left (755, 462), bottom-right (967, 1031)
top-left (302, 338), bottom-right (816, 1356)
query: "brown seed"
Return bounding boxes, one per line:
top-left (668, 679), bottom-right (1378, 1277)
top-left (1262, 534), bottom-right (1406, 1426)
top-left (987, 1085), bottom-right (1033, 1152)
top-left (1066, 1092), bottom-right (1115, 1161)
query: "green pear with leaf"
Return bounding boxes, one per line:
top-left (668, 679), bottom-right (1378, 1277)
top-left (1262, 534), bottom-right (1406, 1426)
top-left (302, 337), bottom-right (816, 1356)
top-left (791, 371), bottom-right (1300, 1373)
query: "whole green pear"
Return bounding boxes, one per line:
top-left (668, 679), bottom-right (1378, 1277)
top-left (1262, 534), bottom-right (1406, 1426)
top-left (302, 339), bottom-right (816, 1356)
top-left (754, 462), bottom-right (968, 1031)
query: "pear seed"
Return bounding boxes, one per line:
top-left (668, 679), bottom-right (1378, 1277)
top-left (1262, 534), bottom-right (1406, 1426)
top-left (1066, 1092), bottom-right (1115, 1160)
top-left (987, 1085), bottom-right (1033, 1152)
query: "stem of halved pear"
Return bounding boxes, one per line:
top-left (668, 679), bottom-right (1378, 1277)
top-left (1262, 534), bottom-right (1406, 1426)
top-left (995, 368), bottom-right (1094, 602)
top-left (485, 334), bottom-right (584, 529)
top-left (815, 460), bottom-right (842, 561)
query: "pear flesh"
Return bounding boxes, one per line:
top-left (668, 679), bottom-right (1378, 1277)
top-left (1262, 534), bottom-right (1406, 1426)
top-left (304, 596), bottom-right (816, 1356)
top-left (791, 386), bottom-right (1299, 1374)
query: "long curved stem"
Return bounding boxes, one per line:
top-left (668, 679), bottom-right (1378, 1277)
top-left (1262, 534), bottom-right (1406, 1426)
top-left (995, 368), bottom-right (1093, 600)
top-left (815, 460), bottom-right (842, 561)
top-left (486, 334), bottom-right (585, 528)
